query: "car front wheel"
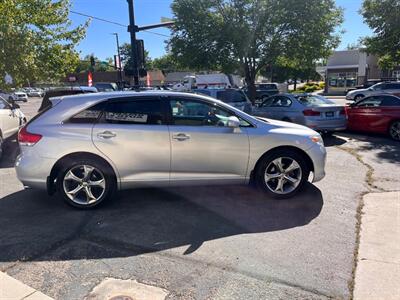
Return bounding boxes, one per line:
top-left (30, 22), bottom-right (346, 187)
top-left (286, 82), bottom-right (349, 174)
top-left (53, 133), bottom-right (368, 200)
top-left (256, 150), bottom-right (309, 199)
top-left (56, 158), bottom-right (116, 209)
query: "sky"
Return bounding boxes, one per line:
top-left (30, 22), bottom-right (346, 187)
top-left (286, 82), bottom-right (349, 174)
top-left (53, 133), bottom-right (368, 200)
top-left (70, 0), bottom-right (373, 61)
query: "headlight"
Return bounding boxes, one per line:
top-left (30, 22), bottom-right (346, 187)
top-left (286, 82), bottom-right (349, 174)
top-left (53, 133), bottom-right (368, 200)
top-left (310, 135), bottom-right (324, 146)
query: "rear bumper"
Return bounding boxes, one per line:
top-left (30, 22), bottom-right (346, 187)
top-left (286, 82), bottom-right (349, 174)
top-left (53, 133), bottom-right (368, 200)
top-left (15, 152), bottom-right (55, 190)
top-left (304, 118), bottom-right (347, 132)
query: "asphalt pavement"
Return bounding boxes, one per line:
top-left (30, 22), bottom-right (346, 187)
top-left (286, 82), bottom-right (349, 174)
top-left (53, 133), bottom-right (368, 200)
top-left (0, 96), bottom-right (399, 299)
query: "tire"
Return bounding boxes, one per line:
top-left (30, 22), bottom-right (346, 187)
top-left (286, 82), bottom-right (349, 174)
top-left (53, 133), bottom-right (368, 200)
top-left (56, 157), bottom-right (116, 209)
top-left (0, 134), bottom-right (3, 160)
top-left (389, 120), bottom-right (400, 141)
top-left (354, 94), bottom-right (364, 101)
top-left (255, 149), bottom-right (310, 199)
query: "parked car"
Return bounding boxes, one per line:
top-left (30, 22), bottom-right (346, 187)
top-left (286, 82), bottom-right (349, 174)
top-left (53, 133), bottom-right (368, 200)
top-left (27, 88), bottom-right (44, 97)
top-left (38, 86), bottom-right (98, 112)
top-left (243, 83), bottom-right (280, 104)
top-left (13, 90), bottom-right (28, 102)
top-left (0, 97), bottom-right (26, 158)
top-left (195, 88), bottom-right (253, 113)
top-left (253, 94), bottom-right (347, 133)
top-left (94, 82), bottom-right (118, 92)
top-left (346, 81), bottom-right (400, 101)
top-left (346, 94), bottom-right (400, 140)
top-left (15, 91), bottom-right (326, 208)
top-left (0, 89), bottom-right (16, 102)
top-left (345, 79), bottom-right (383, 93)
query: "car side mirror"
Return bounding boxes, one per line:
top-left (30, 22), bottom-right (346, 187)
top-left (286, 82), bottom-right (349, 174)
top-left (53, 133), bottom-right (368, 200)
top-left (227, 116), bottom-right (240, 128)
top-left (12, 102), bottom-right (20, 109)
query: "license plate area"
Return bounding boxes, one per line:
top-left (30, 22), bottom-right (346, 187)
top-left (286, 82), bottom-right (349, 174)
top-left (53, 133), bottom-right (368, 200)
top-left (325, 111), bottom-right (334, 117)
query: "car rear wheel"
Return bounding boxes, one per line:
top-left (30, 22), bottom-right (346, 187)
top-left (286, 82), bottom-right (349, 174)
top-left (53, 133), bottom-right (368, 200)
top-left (56, 158), bottom-right (116, 209)
top-left (389, 121), bottom-right (400, 141)
top-left (256, 150), bottom-right (309, 199)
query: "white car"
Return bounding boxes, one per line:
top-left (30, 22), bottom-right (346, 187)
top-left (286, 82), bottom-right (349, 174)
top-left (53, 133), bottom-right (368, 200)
top-left (346, 82), bottom-right (400, 101)
top-left (14, 91), bottom-right (28, 102)
top-left (0, 89), bottom-right (17, 102)
top-left (0, 97), bottom-right (26, 158)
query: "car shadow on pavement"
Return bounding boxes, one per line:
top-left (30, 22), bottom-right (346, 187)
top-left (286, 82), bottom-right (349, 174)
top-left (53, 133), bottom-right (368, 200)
top-left (0, 135), bottom-right (19, 169)
top-left (322, 134), bottom-right (347, 147)
top-left (339, 132), bottom-right (400, 164)
top-left (0, 183), bottom-right (323, 263)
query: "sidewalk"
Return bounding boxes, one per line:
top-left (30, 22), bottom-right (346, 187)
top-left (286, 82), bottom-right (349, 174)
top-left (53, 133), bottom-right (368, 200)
top-left (353, 192), bottom-right (400, 300)
top-left (0, 272), bottom-right (53, 300)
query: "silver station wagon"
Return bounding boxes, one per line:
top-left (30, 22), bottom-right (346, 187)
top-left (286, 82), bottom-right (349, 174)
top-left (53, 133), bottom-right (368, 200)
top-left (16, 91), bottom-right (326, 209)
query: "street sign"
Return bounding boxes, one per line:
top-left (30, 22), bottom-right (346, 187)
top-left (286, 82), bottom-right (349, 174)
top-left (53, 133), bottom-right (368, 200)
top-left (4, 73), bottom-right (13, 85)
top-left (68, 75), bottom-right (77, 83)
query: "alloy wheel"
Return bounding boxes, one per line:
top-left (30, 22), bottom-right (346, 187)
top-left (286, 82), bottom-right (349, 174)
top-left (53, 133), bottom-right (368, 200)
top-left (63, 164), bottom-right (106, 205)
top-left (264, 157), bottom-right (302, 194)
top-left (390, 121), bottom-right (400, 141)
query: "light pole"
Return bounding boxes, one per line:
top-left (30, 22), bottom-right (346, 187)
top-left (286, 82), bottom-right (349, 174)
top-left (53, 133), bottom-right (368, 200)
top-left (112, 33), bottom-right (123, 88)
top-left (127, 0), bottom-right (139, 86)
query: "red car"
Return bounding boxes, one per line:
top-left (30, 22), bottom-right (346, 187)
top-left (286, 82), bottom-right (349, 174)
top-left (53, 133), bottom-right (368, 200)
top-left (346, 94), bottom-right (400, 140)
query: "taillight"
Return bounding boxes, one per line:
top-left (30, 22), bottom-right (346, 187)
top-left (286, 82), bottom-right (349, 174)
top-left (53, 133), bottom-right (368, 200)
top-left (303, 109), bottom-right (320, 116)
top-left (18, 126), bottom-right (42, 146)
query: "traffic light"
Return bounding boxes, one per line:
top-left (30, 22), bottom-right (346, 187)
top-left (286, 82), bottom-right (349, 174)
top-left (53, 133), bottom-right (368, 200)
top-left (136, 40), bottom-right (145, 68)
top-left (90, 56), bottom-right (96, 68)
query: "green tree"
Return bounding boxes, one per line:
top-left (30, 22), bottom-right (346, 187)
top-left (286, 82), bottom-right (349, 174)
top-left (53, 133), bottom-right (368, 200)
top-left (170, 0), bottom-right (342, 101)
top-left (119, 43), bottom-right (153, 71)
top-left (75, 55), bottom-right (115, 73)
top-left (361, 0), bottom-right (400, 70)
top-left (0, 0), bottom-right (89, 88)
top-left (152, 53), bottom-right (186, 72)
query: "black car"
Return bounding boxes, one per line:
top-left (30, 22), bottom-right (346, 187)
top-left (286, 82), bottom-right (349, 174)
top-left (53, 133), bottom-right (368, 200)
top-left (243, 83), bottom-right (280, 103)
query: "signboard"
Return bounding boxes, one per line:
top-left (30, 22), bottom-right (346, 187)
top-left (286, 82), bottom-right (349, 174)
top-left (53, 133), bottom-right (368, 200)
top-left (68, 75), bottom-right (77, 83)
top-left (4, 73), bottom-right (13, 85)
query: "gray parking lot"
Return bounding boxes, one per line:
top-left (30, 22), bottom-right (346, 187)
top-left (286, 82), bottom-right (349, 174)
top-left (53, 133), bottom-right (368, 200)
top-left (0, 97), bottom-right (399, 299)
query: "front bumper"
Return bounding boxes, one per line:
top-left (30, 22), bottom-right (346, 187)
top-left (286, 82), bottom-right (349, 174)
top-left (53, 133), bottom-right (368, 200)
top-left (306, 144), bottom-right (327, 182)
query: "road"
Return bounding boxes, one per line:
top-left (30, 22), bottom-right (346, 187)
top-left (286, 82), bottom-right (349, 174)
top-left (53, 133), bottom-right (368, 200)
top-left (0, 96), bottom-right (398, 299)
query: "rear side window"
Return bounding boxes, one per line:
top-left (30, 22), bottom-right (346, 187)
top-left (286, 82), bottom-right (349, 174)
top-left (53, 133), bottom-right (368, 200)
top-left (103, 99), bottom-right (164, 125)
top-left (69, 102), bottom-right (106, 123)
top-left (385, 83), bottom-right (400, 90)
top-left (381, 96), bottom-right (400, 106)
top-left (216, 90), bottom-right (247, 103)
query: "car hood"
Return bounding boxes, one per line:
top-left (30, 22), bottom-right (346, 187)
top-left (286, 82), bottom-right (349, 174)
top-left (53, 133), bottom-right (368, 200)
top-left (348, 88), bottom-right (369, 95)
top-left (256, 117), bottom-right (310, 130)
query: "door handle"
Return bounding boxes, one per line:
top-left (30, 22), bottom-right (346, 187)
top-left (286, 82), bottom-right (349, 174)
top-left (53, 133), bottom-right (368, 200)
top-left (172, 133), bottom-right (190, 141)
top-left (97, 131), bottom-right (117, 139)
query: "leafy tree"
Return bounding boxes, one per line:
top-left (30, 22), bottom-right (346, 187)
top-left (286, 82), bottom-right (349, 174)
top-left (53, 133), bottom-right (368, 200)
top-left (361, 0), bottom-right (400, 70)
top-left (119, 43), bottom-right (153, 71)
top-left (152, 53), bottom-right (186, 72)
top-left (0, 0), bottom-right (88, 89)
top-left (75, 55), bottom-right (115, 73)
top-left (170, 0), bottom-right (342, 101)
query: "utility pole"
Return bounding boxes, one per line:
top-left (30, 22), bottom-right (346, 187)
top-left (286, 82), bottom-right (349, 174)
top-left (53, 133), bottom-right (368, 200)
top-left (112, 33), bottom-right (123, 88)
top-left (127, 0), bottom-right (139, 86)
top-left (126, 0), bottom-right (174, 87)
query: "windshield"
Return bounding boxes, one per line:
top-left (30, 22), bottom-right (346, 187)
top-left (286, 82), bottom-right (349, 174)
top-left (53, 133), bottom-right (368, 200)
top-left (216, 90), bottom-right (248, 103)
top-left (296, 95), bottom-right (334, 106)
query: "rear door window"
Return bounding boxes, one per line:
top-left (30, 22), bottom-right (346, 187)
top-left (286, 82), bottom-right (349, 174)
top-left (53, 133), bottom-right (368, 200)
top-left (69, 102), bottom-right (106, 123)
top-left (356, 96), bottom-right (384, 107)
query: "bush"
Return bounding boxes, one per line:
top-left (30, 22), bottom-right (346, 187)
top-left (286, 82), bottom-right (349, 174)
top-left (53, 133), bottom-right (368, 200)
top-left (319, 82), bottom-right (325, 89)
top-left (304, 86), bottom-right (316, 93)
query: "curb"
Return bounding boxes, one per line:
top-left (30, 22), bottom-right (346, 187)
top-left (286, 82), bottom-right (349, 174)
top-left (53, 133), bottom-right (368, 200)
top-left (353, 192), bottom-right (400, 300)
top-left (0, 271), bottom-right (54, 300)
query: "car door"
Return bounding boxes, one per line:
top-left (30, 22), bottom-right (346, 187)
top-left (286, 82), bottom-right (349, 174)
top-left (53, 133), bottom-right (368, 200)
top-left (347, 96), bottom-right (383, 132)
top-left (167, 97), bottom-right (250, 184)
top-left (92, 96), bottom-right (171, 187)
top-left (0, 98), bottom-right (20, 139)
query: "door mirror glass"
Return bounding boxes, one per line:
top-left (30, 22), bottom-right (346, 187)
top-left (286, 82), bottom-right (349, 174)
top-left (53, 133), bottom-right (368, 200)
top-left (227, 116), bottom-right (240, 128)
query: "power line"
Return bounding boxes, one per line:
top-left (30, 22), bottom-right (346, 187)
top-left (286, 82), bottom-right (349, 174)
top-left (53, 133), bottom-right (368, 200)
top-left (70, 10), bottom-right (171, 38)
top-left (70, 10), bottom-right (127, 28)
